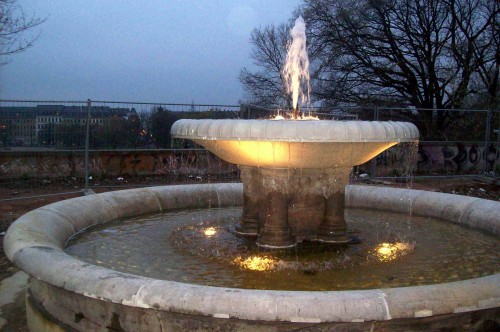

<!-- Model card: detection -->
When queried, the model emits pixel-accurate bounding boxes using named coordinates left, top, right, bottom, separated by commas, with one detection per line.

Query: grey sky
left=0, top=0, right=300, bottom=104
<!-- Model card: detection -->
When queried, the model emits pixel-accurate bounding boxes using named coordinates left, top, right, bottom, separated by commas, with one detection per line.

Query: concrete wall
left=0, top=142, right=498, bottom=179
left=0, top=149, right=237, bottom=179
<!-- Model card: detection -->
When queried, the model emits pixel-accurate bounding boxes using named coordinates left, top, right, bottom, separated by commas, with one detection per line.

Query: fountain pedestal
left=235, top=167, right=260, bottom=236
left=237, top=166, right=352, bottom=248
left=318, top=191, right=350, bottom=243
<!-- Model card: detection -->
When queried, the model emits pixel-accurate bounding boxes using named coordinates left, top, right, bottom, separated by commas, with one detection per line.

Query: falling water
left=282, top=16, right=311, bottom=118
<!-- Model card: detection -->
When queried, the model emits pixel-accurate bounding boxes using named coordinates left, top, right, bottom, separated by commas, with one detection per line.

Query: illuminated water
left=65, top=208, right=500, bottom=291
left=283, top=16, right=310, bottom=114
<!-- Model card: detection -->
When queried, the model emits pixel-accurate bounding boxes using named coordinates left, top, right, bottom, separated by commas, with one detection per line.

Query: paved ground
left=0, top=272, right=27, bottom=331
left=0, top=176, right=498, bottom=331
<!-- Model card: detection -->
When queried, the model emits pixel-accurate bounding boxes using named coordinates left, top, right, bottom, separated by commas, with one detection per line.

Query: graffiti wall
left=0, top=149, right=237, bottom=179
left=368, top=142, right=499, bottom=176
left=0, top=143, right=498, bottom=180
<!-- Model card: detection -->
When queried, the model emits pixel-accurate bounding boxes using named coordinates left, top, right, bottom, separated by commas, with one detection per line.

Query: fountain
left=171, top=119, right=418, bottom=248
left=170, top=17, right=419, bottom=248
left=3, top=17, right=500, bottom=331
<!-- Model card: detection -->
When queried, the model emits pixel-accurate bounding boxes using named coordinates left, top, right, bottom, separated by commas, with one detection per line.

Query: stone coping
left=4, top=184, right=499, bottom=323
left=171, top=119, right=419, bottom=143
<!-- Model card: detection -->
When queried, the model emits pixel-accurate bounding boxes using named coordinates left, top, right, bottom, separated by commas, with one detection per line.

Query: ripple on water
left=65, top=207, right=500, bottom=291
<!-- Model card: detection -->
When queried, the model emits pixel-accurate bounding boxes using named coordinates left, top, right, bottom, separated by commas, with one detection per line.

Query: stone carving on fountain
left=171, top=119, right=419, bottom=248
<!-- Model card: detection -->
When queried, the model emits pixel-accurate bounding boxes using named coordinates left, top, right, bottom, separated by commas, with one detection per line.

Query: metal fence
left=1, top=99, right=498, bottom=201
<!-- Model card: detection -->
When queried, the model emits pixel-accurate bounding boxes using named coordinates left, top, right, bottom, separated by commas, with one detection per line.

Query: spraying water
left=282, top=16, right=311, bottom=119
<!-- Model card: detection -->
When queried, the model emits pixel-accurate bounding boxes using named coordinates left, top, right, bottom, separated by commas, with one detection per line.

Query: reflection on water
left=203, top=227, right=217, bottom=237
left=65, top=207, right=500, bottom=291
left=373, top=242, right=414, bottom=262
left=234, top=255, right=276, bottom=271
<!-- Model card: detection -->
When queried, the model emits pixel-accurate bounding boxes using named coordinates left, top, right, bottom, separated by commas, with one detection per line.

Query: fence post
left=84, top=99, right=91, bottom=191
left=483, top=109, right=492, bottom=175
left=370, top=107, right=379, bottom=178
left=495, top=112, right=499, bottom=176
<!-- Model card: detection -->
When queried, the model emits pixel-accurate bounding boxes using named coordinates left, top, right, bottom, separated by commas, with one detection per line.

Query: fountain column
left=244, top=166, right=352, bottom=248
left=255, top=168, right=295, bottom=249
left=234, top=166, right=260, bottom=236
left=318, top=167, right=351, bottom=243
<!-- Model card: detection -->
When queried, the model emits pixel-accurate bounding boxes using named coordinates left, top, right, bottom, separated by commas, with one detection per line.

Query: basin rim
left=4, top=183, right=499, bottom=323
left=171, top=119, right=419, bottom=143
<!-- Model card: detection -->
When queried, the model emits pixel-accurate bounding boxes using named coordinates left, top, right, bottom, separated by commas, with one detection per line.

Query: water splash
left=271, top=114, right=319, bottom=121
left=282, top=16, right=311, bottom=118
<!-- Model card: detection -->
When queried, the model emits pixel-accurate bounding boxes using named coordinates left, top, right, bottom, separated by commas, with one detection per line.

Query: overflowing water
left=282, top=16, right=311, bottom=117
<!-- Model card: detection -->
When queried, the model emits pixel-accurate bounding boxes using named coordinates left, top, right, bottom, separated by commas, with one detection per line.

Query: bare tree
left=0, top=0, right=45, bottom=65
left=448, top=0, right=500, bottom=110
left=239, top=24, right=292, bottom=107
left=301, top=0, right=499, bottom=134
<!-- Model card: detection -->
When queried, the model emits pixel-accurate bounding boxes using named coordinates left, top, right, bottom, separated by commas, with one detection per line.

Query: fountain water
left=282, top=16, right=310, bottom=118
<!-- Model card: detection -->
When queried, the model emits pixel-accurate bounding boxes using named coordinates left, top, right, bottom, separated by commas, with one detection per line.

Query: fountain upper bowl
left=171, top=119, right=419, bottom=168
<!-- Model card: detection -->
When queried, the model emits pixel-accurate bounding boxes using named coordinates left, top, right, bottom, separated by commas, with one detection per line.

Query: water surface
left=65, top=207, right=500, bottom=291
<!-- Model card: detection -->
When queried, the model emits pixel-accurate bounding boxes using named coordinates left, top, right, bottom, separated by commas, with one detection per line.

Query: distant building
left=0, top=104, right=134, bottom=146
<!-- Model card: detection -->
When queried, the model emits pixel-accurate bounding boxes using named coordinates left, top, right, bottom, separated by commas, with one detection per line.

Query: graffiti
left=443, top=144, right=481, bottom=170
left=1, top=143, right=496, bottom=180
left=0, top=156, right=107, bottom=178
left=372, top=143, right=418, bottom=176
left=0, top=149, right=239, bottom=179
left=417, top=143, right=499, bottom=173
left=0, top=159, right=37, bottom=174
left=73, top=158, right=103, bottom=173
left=358, top=143, right=500, bottom=176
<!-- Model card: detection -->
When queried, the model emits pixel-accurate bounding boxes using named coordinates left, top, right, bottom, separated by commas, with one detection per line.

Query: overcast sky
left=0, top=0, right=300, bottom=105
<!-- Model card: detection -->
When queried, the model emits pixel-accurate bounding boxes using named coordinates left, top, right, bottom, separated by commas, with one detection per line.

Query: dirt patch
left=360, top=176, right=500, bottom=201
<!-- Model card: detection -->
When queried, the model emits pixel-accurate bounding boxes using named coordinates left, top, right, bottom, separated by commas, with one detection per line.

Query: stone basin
left=3, top=184, right=499, bottom=330
left=170, top=119, right=419, bottom=168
